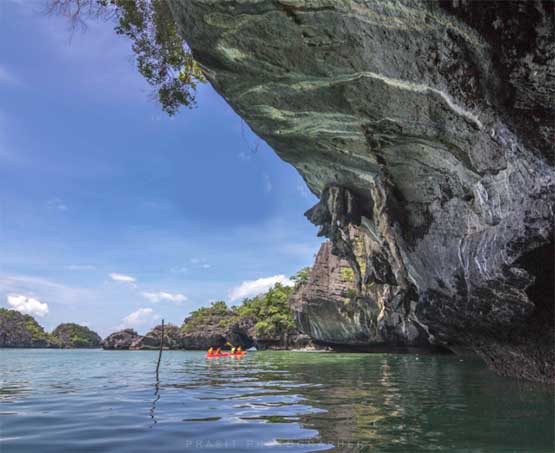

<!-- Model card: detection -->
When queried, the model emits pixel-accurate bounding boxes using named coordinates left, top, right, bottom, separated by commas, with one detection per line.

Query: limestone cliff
left=172, top=0, right=554, bottom=382
left=290, top=239, right=426, bottom=349
left=0, top=309, right=60, bottom=348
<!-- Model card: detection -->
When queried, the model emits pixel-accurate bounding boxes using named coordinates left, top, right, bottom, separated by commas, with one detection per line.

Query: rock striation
left=173, top=0, right=555, bottom=382
left=291, top=239, right=424, bottom=348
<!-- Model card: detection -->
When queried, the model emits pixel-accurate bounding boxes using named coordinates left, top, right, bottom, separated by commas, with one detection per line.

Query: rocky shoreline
left=101, top=316, right=314, bottom=351
left=99, top=281, right=316, bottom=351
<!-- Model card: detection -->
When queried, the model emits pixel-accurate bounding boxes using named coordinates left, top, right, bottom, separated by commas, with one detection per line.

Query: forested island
left=0, top=309, right=101, bottom=348
left=1, top=269, right=314, bottom=351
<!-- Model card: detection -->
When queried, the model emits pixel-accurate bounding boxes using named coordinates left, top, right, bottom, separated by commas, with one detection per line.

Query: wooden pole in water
left=156, top=319, right=164, bottom=376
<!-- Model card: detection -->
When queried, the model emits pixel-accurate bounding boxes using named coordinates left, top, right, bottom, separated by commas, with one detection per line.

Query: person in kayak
left=231, top=346, right=236, bottom=354
left=208, top=347, right=214, bottom=355
left=236, top=346, right=242, bottom=353
left=214, top=347, right=221, bottom=355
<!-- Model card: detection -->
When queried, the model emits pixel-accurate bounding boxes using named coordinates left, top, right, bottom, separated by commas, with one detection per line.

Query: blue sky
left=0, top=0, right=322, bottom=337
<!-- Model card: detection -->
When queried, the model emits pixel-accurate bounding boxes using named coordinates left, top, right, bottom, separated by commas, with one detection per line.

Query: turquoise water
left=0, top=349, right=553, bottom=452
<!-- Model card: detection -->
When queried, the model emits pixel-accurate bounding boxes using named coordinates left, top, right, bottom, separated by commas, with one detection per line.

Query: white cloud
left=0, top=274, right=91, bottom=306
left=189, top=258, right=211, bottom=269
left=142, top=200, right=172, bottom=210
left=141, top=291, right=187, bottom=304
left=263, top=174, right=273, bottom=193
left=66, top=264, right=96, bottom=271
left=121, top=308, right=159, bottom=329
left=0, top=65, right=21, bottom=86
left=46, top=198, right=68, bottom=211
left=229, top=275, right=294, bottom=302
left=109, top=273, right=136, bottom=283
left=238, top=151, right=252, bottom=161
left=7, top=294, right=49, bottom=317
left=170, top=266, right=188, bottom=274
left=297, top=182, right=313, bottom=200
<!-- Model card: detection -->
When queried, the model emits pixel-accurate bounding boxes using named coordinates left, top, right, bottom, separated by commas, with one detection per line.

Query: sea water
left=1, top=349, right=553, bottom=452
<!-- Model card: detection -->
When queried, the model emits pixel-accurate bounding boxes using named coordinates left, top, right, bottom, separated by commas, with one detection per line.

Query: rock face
left=180, top=312, right=234, bottom=349
left=52, top=323, right=102, bottom=349
left=102, top=329, right=141, bottom=350
left=173, top=1, right=555, bottom=382
left=130, top=324, right=182, bottom=350
left=255, top=331, right=314, bottom=350
left=291, top=240, right=424, bottom=348
left=226, top=315, right=313, bottom=350
left=0, top=309, right=59, bottom=348
left=180, top=310, right=311, bottom=350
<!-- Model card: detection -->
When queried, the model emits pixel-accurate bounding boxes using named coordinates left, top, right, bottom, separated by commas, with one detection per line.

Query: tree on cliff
left=235, top=283, right=296, bottom=338
left=291, top=267, right=311, bottom=287
left=180, top=283, right=298, bottom=340
left=180, top=301, right=232, bottom=334
left=47, top=0, right=205, bottom=115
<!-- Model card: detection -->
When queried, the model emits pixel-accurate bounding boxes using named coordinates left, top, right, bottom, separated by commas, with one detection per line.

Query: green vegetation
left=358, top=259, right=366, bottom=277
left=181, top=268, right=310, bottom=339
left=291, top=266, right=311, bottom=287
left=0, top=308, right=60, bottom=347
left=52, top=323, right=102, bottom=348
left=340, top=267, right=355, bottom=282
left=24, top=318, right=53, bottom=342
left=235, top=283, right=296, bottom=338
left=47, top=0, right=205, bottom=115
left=180, top=301, right=232, bottom=334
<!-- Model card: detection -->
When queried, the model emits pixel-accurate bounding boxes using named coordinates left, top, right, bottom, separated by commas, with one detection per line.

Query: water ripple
left=0, top=349, right=553, bottom=452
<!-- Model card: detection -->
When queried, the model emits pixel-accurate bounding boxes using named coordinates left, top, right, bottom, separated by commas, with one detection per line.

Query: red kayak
left=205, top=352, right=247, bottom=358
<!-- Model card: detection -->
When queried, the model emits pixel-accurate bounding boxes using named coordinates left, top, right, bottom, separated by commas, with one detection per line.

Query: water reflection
left=0, top=350, right=553, bottom=453
left=255, top=353, right=554, bottom=452
left=0, top=380, right=31, bottom=402
left=149, top=377, right=161, bottom=427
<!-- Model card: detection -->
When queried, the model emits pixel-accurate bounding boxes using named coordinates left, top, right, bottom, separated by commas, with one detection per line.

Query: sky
left=0, top=0, right=322, bottom=337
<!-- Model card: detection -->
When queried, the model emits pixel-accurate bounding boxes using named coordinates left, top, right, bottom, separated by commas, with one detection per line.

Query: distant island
left=52, top=323, right=102, bottom=348
left=1, top=272, right=315, bottom=351
left=0, top=308, right=101, bottom=349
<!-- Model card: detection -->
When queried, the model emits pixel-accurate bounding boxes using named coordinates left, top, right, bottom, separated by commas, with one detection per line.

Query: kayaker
left=208, top=347, right=214, bottom=355
left=231, top=347, right=236, bottom=354
left=236, top=346, right=242, bottom=353
left=215, top=347, right=221, bottom=355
